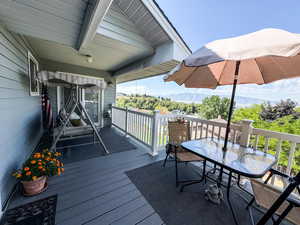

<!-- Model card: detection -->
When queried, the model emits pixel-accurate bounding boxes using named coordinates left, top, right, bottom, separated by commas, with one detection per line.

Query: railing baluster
left=200, top=123, right=203, bottom=138
left=286, top=142, right=297, bottom=176
left=205, top=124, right=209, bottom=138
left=254, top=135, right=259, bottom=150
left=195, top=122, right=199, bottom=139
left=264, top=137, right=270, bottom=153
left=232, top=129, right=236, bottom=143
left=271, top=139, right=283, bottom=185
left=211, top=125, right=215, bottom=139
left=218, top=126, right=221, bottom=139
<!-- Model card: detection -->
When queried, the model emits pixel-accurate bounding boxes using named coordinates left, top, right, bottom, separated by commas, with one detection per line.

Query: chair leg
left=246, top=197, right=255, bottom=209
left=273, top=203, right=293, bottom=225
left=246, top=197, right=256, bottom=225
left=162, top=153, right=169, bottom=167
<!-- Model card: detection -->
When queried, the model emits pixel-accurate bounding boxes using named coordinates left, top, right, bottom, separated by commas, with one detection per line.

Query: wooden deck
left=8, top=142, right=166, bottom=225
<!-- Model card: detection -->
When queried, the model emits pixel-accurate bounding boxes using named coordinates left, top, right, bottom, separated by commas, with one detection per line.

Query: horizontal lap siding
left=0, top=25, right=42, bottom=208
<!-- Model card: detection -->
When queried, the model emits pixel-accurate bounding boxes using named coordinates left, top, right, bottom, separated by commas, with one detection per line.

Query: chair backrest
left=168, top=120, right=191, bottom=145
left=251, top=179, right=300, bottom=225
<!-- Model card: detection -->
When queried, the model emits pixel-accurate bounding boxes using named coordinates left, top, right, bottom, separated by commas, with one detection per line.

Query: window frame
left=28, top=51, right=40, bottom=96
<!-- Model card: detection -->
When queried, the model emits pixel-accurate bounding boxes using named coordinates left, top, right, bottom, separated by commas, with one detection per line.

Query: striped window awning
left=38, top=71, right=107, bottom=89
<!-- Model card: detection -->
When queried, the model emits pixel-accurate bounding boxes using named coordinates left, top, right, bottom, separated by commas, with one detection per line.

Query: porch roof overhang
left=112, top=0, right=192, bottom=83
left=0, top=0, right=191, bottom=80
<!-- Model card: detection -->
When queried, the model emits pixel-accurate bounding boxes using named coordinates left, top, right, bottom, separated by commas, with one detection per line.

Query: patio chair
left=163, top=120, right=204, bottom=187
left=247, top=169, right=300, bottom=225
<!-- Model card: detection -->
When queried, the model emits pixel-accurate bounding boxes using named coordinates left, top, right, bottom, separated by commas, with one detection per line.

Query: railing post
left=125, top=107, right=128, bottom=136
left=151, top=110, right=159, bottom=156
left=239, top=119, right=253, bottom=147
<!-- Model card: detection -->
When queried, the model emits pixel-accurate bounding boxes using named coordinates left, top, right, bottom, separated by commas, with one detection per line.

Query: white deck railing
left=111, top=106, right=300, bottom=177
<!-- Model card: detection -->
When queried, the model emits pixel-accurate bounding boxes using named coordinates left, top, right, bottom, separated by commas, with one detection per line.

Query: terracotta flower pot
left=21, top=176, right=47, bottom=196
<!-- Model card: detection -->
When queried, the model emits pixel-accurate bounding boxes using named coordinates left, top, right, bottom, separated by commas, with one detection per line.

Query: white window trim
left=28, top=51, right=40, bottom=96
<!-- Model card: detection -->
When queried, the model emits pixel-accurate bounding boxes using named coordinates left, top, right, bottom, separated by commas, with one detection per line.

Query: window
left=82, top=89, right=101, bottom=124
left=28, top=51, right=39, bottom=96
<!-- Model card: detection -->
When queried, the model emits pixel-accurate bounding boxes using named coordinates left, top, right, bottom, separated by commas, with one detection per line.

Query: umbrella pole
left=223, top=61, right=240, bottom=151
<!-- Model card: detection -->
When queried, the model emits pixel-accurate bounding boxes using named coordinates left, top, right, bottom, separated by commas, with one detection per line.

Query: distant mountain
left=163, top=93, right=273, bottom=108
left=116, top=92, right=127, bottom=97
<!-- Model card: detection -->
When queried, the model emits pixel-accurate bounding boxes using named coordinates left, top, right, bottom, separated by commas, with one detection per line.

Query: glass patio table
left=181, top=138, right=277, bottom=225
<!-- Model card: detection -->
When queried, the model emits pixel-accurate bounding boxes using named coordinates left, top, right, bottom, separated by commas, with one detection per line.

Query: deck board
left=8, top=139, right=165, bottom=225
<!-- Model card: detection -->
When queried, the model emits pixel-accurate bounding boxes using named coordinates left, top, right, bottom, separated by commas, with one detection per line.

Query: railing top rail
left=112, top=106, right=126, bottom=111
left=127, top=109, right=153, bottom=118
left=112, top=106, right=153, bottom=118
left=183, top=115, right=242, bottom=131
left=252, top=128, right=300, bottom=143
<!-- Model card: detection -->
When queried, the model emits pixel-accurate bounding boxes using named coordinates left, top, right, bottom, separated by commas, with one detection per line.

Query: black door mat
left=0, top=195, right=57, bottom=225
left=126, top=161, right=277, bottom=225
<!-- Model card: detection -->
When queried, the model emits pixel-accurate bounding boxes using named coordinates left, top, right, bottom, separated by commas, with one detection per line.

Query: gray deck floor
left=8, top=143, right=166, bottom=225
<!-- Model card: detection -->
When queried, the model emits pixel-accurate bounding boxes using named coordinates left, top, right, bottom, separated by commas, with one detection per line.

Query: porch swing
left=38, top=71, right=109, bottom=154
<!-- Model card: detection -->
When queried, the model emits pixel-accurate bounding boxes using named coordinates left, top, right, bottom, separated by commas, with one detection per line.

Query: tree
left=199, top=96, right=232, bottom=120
left=260, top=99, right=297, bottom=121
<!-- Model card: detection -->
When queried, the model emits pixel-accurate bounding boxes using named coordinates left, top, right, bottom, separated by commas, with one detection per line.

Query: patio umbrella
left=164, top=28, right=300, bottom=151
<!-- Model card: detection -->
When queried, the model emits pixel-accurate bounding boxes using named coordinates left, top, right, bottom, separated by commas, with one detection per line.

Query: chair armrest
left=264, top=169, right=289, bottom=184
left=287, top=196, right=300, bottom=207
left=269, top=168, right=289, bottom=178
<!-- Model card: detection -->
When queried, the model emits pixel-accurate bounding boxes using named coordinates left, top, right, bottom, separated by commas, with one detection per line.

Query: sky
left=117, top=0, right=300, bottom=103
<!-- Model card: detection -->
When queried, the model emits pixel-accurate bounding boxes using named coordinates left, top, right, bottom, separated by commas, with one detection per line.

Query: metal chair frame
left=247, top=169, right=300, bottom=225
left=163, top=120, right=205, bottom=187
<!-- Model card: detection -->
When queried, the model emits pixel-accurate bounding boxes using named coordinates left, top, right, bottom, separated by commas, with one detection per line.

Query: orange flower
left=38, top=166, right=43, bottom=169
left=26, top=171, right=31, bottom=176
left=30, top=160, right=36, bottom=164
left=38, top=162, right=42, bottom=165
left=45, top=157, right=50, bottom=161
left=24, top=167, right=30, bottom=171
left=32, top=176, right=37, bottom=180
left=16, top=174, right=22, bottom=178
left=34, top=153, right=41, bottom=158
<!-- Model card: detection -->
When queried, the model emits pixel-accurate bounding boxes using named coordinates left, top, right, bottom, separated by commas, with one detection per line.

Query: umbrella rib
left=254, top=58, right=265, bottom=84
left=179, top=66, right=198, bottom=86
left=217, top=60, right=228, bottom=85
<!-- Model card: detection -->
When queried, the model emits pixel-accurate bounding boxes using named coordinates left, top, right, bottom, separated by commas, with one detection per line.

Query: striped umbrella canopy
left=38, top=71, right=107, bottom=90
left=165, top=28, right=300, bottom=150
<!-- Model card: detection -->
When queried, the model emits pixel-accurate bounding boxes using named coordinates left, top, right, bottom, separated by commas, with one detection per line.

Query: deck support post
left=151, top=110, right=160, bottom=156
left=239, top=119, right=253, bottom=147
left=125, top=107, right=128, bottom=136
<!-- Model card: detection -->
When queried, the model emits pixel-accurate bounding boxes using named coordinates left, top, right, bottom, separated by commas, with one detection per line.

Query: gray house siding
left=0, top=25, right=42, bottom=209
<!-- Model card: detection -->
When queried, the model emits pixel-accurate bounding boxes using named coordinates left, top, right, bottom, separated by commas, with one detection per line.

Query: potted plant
left=13, top=149, right=64, bottom=196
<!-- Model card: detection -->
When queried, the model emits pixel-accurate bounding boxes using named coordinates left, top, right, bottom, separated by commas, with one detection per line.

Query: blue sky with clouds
left=117, top=0, right=300, bottom=102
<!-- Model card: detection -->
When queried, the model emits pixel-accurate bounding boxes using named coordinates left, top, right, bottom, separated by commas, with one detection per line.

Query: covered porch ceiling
left=0, top=0, right=191, bottom=81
